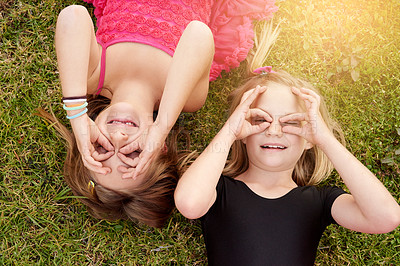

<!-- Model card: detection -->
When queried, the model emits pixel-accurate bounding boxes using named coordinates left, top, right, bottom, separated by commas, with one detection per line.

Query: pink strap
left=95, top=45, right=107, bottom=95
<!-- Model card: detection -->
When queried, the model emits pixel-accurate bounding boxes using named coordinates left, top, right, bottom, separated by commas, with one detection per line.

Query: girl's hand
left=225, top=85, right=271, bottom=141
left=70, top=114, right=114, bottom=174
left=119, top=123, right=167, bottom=179
left=280, top=87, right=333, bottom=146
left=116, top=141, right=141, bottom=179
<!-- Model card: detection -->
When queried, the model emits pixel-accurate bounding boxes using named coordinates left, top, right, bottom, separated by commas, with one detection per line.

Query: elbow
left=176, top=204, right=202, bottom=220
left=184, top=21, right=215, bottom=53
left=372, top=206, right=400, bottom=234
left=186, top=21, right=214, bottom=41
left=57, top=5, right=88, bottom=27
left=383, top=207, right=400, bottom=232
left=174, top=190, right=206, bottom=220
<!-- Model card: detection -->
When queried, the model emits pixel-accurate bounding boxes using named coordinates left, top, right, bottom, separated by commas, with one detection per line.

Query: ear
left=305, top=141, right=314, bottom=150
left=241, top=137, right=247, bottom=145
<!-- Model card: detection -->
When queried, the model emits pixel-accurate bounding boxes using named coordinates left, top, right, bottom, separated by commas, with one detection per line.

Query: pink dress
left=84, top=0, right=278, bottom=86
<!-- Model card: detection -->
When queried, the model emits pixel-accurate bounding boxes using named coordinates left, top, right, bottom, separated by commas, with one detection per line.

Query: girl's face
left=91, top=102, right=152, bottom=192
left=243, top=82, right=313, bottom=172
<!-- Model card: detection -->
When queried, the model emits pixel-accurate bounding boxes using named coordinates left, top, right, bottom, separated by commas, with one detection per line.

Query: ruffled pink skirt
left=84, top=0, right=278, bottom=81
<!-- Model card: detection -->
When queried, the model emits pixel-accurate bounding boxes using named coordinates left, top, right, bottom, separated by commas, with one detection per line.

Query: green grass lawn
left=1, top=0, right=400, bottom=264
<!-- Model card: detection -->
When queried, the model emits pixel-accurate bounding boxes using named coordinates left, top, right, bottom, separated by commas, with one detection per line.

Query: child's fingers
left=251, top=121, right=270, bottom=135
left=280, top=113, right=307, bottom=137
left=82, top=145, right=111, bottom=174
left=118, top=166, right=136, bottom=179
left=120, top=141, right=141, bottom=154
left=298, top=87, right=321, bottom=103
left=97, top=133, right=114, bottom=151
left=92, top=150, right=114, bottom=161
left=291, top=88, right=321, bottom=129
left=132, top=152, right=152, bottom=179
left=82, top=149, right=102, bottom=167
left=89, top=122, right=114, bottom=151
left=117, top=152, right=139, bottom=167
left=240, top=109, right=270, bottom=138
left=239, top=87, right=257, bottom=105
left=82, top=155, right=110, bottom=174
left=248, top=108, right=272, bottom=123
left=279, top=112, right=306, bottom=123
left=239, top=85, right=267, bottom=106
left=122, top=172, right=135, bottom=179
left=291, top=87, right=320, bottom=111
left=281, top=124, right=304, bottom=137
left=244, top=86, right=266, bottom=105
left=133, top=147, right=160, bottom=179
left=118, top=165, right=129, bottom=173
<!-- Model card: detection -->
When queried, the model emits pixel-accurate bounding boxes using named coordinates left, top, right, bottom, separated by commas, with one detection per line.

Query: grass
left=1, top=0, right=400, bottom=264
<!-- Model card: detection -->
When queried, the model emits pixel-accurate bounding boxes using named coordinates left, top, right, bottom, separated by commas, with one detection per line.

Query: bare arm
left=55, top=5, right=100, bottom=99
left=323, top=136, right=400, bottom=233
left=175, top=125, right=235, bottom=219
left=175, top=87, right=270, bottom=219
left=131, top=21, right=215, bottom=177
left=281, top=87, right=400, bottom=234
left=156, top=20, right=215, bottom=131
left=55, top=5, right=113, bottom=174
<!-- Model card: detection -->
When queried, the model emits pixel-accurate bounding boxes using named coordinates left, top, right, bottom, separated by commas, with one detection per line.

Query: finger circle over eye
left=249, top=108, right=271, bottom=119
left=120, top=141, right=140, bottom=154
left=84, top=155, right=102, bottom=167
left=117, top=153, right=139, bottom=167
left=280, top=113, right=305, bottom=122
left=92, top=151, right=114, bottom=161
left=98, top=136, right=114, bottom=151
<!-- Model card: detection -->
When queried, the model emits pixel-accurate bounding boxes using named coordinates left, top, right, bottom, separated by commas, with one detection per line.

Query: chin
left=257, top=160, right=295, bottom=172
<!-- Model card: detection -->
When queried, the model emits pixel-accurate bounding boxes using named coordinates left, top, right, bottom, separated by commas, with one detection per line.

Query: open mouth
left=107, top=119, right=137, bottom=127
left=260, top=145, right=287, bottom=150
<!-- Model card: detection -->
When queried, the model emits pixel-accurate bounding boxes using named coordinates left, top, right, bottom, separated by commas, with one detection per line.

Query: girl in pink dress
left=54, top=0, right=278, bottom=227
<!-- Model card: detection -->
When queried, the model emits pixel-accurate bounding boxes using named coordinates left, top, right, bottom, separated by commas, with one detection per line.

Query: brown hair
left=39, top=95, right=187, bottom=228
left=223, top=21, right=345, bottom=186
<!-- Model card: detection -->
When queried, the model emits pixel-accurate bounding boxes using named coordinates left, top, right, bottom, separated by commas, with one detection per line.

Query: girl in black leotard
left=174, top=23, right=400, bottom=265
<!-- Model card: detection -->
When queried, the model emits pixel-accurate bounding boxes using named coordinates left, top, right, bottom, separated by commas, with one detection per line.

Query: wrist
left=64, top=98, right=88, bottom=120
left=69, top=113, right=89, bottom=132
left=215, top=124, right=237, bottom=147
left=68, top=111, right=88, bottom=122
left=316, top=133, right=341, bottom=152
left=153, top=118, right=172, bottom=136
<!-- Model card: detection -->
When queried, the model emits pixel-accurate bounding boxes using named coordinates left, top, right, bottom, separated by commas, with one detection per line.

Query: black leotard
left=201, top=176, right=346, bottom=266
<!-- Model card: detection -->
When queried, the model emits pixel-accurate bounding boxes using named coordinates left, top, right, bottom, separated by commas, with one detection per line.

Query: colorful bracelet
left=63, top=101, right=88, bottom=111
left=66, top=108, right=88, bottom=120
left=62, top=95, right=87, bottom=101
left=63, top=99, right=87, bottom=104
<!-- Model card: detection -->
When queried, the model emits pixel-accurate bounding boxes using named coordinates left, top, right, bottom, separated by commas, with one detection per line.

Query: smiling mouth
left=260, top=145, right=287, bottom=150
left=107, top=119, right=137, bottom=127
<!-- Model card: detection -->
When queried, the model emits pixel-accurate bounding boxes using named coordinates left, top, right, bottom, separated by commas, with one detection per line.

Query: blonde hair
left=223, top=21, right=345, bottom=186
left=39, top=96, right=187, bottom=228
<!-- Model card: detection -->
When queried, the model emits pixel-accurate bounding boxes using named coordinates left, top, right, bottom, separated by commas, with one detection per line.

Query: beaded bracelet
left=66, top=108, right=88, bottom=120
left=63, top=101, right=88, bottom=111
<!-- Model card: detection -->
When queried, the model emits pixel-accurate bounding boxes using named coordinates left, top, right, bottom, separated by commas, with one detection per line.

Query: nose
left=109, top=130, right=129, bottom=148
left=265, top=120, right=283, bottom=137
